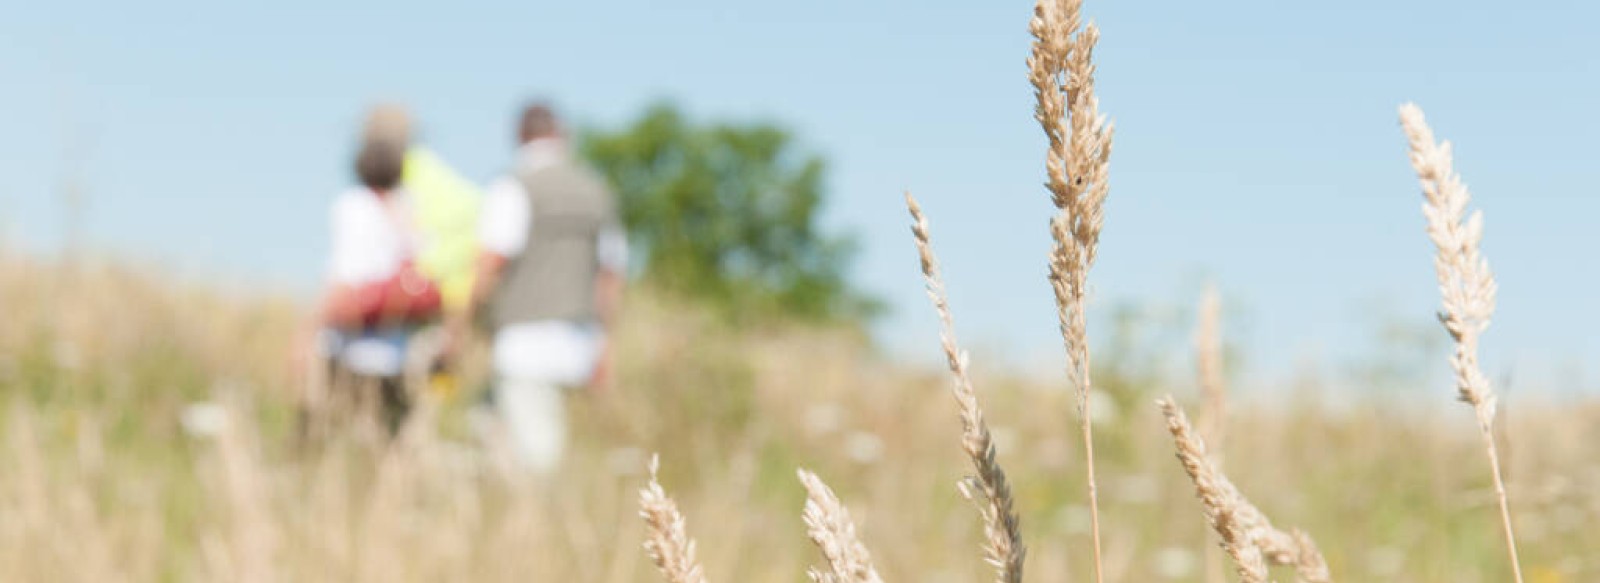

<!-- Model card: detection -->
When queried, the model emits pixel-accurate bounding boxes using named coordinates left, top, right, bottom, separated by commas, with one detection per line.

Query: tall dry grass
left=797, top=468, right=885, bottom=583
left=1159, top=397, right=1330, bottom=583
left=907, top=192, right=1025, bottom=582
left=623, top=4, right=1553, bottom=583
left=0, top=2, right=1590, bottom=581
left=1194, top=286, right=1229, bottom=583
left=1028, top=0, right=1115, bottom=578
left=1400, top=103, right=1524, bottom=582
left=639, top=455, right=709, bottom=583
left=2, top=247, right=1599, bottom=581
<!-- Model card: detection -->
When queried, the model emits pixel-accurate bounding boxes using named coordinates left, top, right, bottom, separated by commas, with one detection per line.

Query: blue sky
left=2, top=0, right=1596, bottom=392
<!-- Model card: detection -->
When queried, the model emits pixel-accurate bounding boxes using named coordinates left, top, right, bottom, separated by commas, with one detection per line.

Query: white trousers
left=489, top=320, right=601, bottom=473
left=495, top=376, right=566, bottom=474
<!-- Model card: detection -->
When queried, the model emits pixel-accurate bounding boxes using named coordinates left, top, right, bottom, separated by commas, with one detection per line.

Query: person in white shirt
left=306, top=139, right=434, bottom=434
left=461, top=102, right=625, bottom=472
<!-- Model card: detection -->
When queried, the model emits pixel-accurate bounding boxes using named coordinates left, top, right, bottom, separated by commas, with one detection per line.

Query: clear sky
left=2, top=0, right=1596, bottom=393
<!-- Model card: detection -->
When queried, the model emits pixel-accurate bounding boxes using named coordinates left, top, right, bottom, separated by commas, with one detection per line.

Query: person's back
left=467, top=102, right=626, bottom=472
left=304, top=138, right=431, bottom=436
left=488, top=157, right=616, bottom=329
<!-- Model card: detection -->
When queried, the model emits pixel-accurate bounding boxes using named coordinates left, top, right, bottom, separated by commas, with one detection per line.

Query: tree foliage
left=581, top=103, right=878, bottom=322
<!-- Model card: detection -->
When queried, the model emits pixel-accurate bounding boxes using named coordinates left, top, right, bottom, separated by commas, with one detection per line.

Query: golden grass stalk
left=1398, top=103, right=1524, bottom=583
left=638, top=455, right=710, bottom=583
left=1160, top=397, right=1331, bottom=583
left=797, top=469, right=885, bottom=583
left=1194, top=286, right=1228, bottom=583
left=1029, top=1, right=1114, bottom=579
left=906, top=192, right=1025, bottom=583
left=1196, top=286, right=1225, bottom=449
left=206, top=404, right=278, bottom=583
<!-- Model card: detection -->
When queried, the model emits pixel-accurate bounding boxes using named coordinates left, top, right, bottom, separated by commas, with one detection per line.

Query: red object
left=354, top=259, right=442, bottom=327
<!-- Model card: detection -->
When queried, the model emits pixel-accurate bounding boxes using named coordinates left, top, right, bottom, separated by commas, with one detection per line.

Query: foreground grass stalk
left=638, top=455, right=710, bottom=583
left=208, top=405, right=277, bottom=583
left=797, top=469, right=885, bottom=583
left=1194, top=287, right=1228, bottom=583
left=1028, top=0, right=1114, bottom=580
left=906, top=193, right=1026, bottom=583
left=1399, top=103, right=1524, bottom=583
left=1196, top=286, right=1226, bottom=451
left=1161, top=397, right=1331, bottom=583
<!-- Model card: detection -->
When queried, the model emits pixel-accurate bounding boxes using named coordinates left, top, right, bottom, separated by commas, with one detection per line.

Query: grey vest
left=487, top=158, right=618, bottom=329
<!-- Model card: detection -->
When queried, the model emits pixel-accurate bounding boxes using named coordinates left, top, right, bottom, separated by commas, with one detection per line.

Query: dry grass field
left=2, top=249, right=1598, bottom=582
left=4, top=1, right=1595, bottom=581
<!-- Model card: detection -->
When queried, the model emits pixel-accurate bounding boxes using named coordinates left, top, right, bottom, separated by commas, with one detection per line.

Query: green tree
left=580, top=102, right=878, bottom=322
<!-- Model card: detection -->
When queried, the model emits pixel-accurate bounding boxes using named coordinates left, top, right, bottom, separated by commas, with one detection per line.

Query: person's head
left=355, top=141, right=406, bottom=194
left=363, top=102, right=413, bottom=148
left=517, top=101, right=562, bottom=145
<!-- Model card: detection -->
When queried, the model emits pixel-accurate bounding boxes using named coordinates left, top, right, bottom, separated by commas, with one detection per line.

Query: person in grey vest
left=464, top=102, right=626, bottom=472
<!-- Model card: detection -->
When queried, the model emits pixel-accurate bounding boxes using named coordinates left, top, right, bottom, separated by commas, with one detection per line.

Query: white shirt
left=327, top=187, right=419, bottom=286
left=479, top=139, right=627, bottom=384
left=323, top=187, right=419, bottom=376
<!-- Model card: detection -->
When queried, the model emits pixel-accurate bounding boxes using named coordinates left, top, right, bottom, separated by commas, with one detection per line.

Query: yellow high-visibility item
left=402, top=147, right=481, bottom=312
left=428, top=371, right=460, bottom=399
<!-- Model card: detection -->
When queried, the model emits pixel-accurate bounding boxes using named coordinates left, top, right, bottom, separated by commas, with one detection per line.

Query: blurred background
left=1, top=1, right=1597, bottom=581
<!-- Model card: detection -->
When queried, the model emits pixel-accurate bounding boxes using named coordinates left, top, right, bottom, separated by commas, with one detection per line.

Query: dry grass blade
left=1029, top=0, right=1114, bottom=579
left=1215, top=507, right=1270, bottom=583
left=205, top=404, right=278, bottom=583
left=638, top=455, right=710, bottom=583
left=1399, top=104, right=1498, bottom=417
left=906, top=192, right=1025, bottom=583
left=1159, top=397, right=1331, bottom=583
left=1194, top=285, right=1228, bottom=583
left=1398, top=102, right=1523, bottom=583
left=797, top=469, right=885, bottom=583
left=1196, top=286, right=1225, bottom=450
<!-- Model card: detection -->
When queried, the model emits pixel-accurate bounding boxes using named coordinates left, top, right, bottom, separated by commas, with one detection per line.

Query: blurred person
left=304, top=138, right=442, bottom=435
left=459, top=102, right=626, bottom=472
left=364, top=104, right=483, bottom=335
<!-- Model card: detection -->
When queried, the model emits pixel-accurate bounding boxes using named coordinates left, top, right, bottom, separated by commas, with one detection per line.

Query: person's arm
left=594, top=225, right=628, bottom=329
left=444, top=250, right=503, bottom=358
left=462, top=251, right=508, bottom=323
left=451, top=177, right=529, bottom=345
left=594, top=268, right=623, bottom=328
left=320, top=284, right=367, bottom=328
left=588, top=224, right=628, bottom=390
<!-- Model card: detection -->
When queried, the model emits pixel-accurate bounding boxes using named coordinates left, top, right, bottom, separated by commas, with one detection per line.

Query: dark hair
left=518, top=101, right=560, bottom=143
left=355, top=141, right=405, bottom=192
